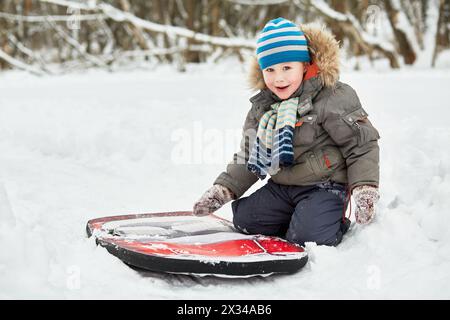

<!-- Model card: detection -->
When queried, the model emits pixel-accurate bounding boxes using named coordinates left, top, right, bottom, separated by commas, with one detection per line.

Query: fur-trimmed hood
left=248, top=23, right=340, bottom=90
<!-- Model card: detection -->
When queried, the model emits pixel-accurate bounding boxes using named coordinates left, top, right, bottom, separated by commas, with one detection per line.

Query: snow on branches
left=0, top=0, right=448, bottom=73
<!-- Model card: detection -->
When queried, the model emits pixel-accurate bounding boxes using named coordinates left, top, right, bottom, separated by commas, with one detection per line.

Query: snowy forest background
left=0, top=0, right=449, bottom=73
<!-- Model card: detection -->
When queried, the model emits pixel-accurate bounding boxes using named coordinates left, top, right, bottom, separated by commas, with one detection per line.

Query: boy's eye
left=265, top=68, right=274, bottom=72
left=283, top=66, right=291, bottom=71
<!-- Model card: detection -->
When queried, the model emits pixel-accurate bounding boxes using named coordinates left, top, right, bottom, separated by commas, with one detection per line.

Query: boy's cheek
left=265, top=82, right=275, bottom=92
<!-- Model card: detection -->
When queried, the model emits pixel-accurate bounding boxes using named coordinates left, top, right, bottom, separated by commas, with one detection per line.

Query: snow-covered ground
left=1, top=62, right=449, bottom=299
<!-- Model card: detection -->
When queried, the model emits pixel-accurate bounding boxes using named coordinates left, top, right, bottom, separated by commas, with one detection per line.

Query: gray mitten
left=193, top=184, right=236, bottom=216
left=353, top=185, right=380, bottom=225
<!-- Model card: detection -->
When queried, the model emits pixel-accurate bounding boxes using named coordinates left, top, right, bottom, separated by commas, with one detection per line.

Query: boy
left=193, top=18, right=380, bottom=246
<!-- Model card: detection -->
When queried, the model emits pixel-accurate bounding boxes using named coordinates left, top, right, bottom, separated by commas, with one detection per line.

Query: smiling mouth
left=276, top=85, right=290, bottom=90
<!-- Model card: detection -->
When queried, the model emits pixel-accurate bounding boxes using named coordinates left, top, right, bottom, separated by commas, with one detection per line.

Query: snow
left=1, top=61, right=450, bottom=299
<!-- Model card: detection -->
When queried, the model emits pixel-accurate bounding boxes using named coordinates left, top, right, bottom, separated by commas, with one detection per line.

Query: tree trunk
left=119, top=0, right=149, bottom=50
left=209, top=0, right=220, bottom=37
left=329, top=0, right=348, bottom=44
left=185, top=0, right=200, bottom=63
left=432, top=0, right=447, bottom=67
left=384, top=0, right=417, bottom=65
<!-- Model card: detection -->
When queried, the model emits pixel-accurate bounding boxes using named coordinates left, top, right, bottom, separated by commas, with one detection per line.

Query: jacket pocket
left=293, top=114, right=318, bottom=146
left=307, top=146, right=346, bottom=180
left=272, top=154, right=316, bottom=185
left=342, top=108, right=380, bottom=146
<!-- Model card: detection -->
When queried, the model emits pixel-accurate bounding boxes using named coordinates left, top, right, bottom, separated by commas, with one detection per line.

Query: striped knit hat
left=256, top=17, right=310, bottom=70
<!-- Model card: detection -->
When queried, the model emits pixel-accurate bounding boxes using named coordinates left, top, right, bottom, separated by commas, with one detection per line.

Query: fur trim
left=248, top=23, right=340, bottom=90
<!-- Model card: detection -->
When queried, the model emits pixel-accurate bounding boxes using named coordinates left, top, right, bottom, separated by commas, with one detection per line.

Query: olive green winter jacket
left=214, top=24, right=380, bottom=198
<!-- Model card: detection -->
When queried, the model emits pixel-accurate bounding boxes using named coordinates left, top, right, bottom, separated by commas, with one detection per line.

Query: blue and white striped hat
left=256, top=17, right=310, bottom=70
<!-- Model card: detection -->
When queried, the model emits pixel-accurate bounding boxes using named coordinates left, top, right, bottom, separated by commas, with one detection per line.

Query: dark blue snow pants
left=231, top=179, right=351, bottom=246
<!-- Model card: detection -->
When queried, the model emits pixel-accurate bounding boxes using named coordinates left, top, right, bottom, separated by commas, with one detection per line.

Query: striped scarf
left=247, top=97, right=299, bottom=179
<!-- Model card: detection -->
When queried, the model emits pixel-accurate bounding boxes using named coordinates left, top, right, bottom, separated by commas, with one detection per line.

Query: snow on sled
left=86, top=211, right=308, bottom=278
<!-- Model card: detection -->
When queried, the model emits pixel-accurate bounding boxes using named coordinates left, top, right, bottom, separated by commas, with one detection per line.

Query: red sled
left=86, top=211, right=308, bottom=278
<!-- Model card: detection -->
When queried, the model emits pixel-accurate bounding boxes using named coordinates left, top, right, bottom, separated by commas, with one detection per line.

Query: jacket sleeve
left=214, top=107, right=259, bottom=198
left=321, top=84, right=380, bottom=191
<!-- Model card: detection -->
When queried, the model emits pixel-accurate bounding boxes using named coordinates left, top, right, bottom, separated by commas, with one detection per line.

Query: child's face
left=262, top=62, right=305, bottom=100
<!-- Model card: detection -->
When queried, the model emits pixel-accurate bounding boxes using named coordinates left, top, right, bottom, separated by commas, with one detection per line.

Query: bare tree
left=432, top=0, right=450, bottom=67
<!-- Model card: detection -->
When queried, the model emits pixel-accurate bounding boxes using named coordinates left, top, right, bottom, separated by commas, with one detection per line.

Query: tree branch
left=0, top=48, right=45, bottom=75
left=0, top=11, right=106, bottom=22
left=45, top=18, right=109, bottom=68
left=40, top=0, right=256, bottom=50
left=306, top=0, right=400, bottom=68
